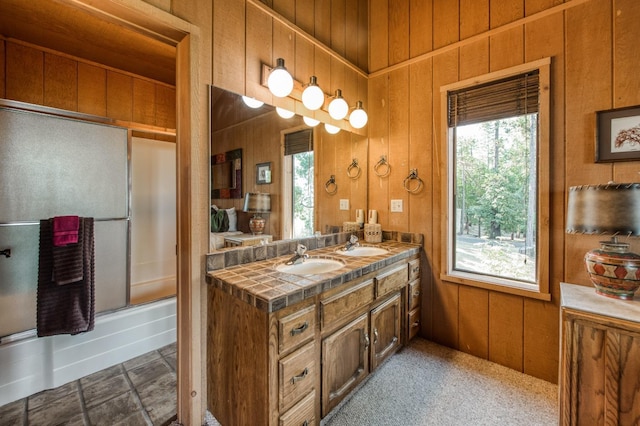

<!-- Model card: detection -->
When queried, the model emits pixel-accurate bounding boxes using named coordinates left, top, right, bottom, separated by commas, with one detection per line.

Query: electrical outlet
left=339, top=199, right=350, bottom=210
left=390, top=199, right=403, bottom=212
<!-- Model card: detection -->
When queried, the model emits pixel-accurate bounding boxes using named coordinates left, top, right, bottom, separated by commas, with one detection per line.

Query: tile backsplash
left=206, top=230, right=423, bottom=272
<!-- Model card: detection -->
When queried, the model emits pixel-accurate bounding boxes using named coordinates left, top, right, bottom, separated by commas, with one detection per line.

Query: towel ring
left=403, top=169, right=424, bottom=194
left=347, top=159, right=361, bottom=179
left=373, top=156, right=391, bottom=178
left=325, top=175, right=338, bottom=195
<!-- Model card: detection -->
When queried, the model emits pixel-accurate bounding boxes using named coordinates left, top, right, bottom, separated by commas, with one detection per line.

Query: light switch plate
left=340, top=199, right=350, bottom=210
left=391, top=199, right=403, bottom=212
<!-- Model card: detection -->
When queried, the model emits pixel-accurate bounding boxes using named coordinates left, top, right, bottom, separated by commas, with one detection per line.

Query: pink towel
left=53, top=215, right=79, bottom=246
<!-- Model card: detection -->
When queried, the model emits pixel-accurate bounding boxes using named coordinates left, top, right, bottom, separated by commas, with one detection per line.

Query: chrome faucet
left=343, top=234, right=360, bottom=251
left=286, top=244, right=309, bottom=265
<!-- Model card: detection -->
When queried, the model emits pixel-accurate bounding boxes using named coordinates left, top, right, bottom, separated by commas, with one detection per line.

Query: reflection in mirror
left=209, top=86, right=368, bottom=252
left=211, top=148, right=242, bottom=198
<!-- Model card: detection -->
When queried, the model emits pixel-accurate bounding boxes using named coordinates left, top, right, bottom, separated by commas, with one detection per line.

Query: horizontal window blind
left=284, top=129, right=313, bottom=155
left=448, top=70, right=539, bottom=127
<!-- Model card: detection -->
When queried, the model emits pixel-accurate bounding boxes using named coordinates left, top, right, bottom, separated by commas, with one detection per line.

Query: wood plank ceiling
left=0, top=0, right=177, bottom=85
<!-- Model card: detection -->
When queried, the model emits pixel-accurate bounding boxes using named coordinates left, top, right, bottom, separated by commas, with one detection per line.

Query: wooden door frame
left=56, top=1, right=202, bottom=423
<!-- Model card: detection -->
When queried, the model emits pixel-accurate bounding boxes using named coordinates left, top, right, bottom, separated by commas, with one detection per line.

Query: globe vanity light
left=328, top=89, right=349, bottom=120
left=267, top=58, right=294, bottom=98
left=349, top=101, right=368, bottom=129
left=301, top=76, right=325, bottom=110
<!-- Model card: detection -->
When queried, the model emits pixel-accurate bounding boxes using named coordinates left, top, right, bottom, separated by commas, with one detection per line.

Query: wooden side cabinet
left=559, top=282, right=640, bottom=425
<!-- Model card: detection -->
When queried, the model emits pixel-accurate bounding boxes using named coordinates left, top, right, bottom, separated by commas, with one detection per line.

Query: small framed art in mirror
left=256, top=162, right=272, bottom=184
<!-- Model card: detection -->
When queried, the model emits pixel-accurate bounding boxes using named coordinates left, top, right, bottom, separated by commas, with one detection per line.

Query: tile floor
left=0, top=343, right=177, bottom=426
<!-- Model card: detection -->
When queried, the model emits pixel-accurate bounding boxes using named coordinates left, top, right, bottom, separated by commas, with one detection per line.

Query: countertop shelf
left=206, top=241, right=421, bottom=312
left=560, top=282, right=640, bottom=324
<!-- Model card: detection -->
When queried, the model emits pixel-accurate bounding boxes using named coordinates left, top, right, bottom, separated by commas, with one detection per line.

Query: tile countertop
left=207, top=241, right=421, bottom=313
left=561, top=282, right=640, bottom=324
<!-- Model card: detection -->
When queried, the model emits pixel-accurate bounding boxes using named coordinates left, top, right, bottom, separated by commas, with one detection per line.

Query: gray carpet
left=322, top=338, right=558, bottom=426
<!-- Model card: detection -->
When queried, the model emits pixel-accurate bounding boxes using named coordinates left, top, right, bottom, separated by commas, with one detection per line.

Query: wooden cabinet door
left=321, top=313, right=369, bottom=417
left=370, top=292, right=401, bottom=371
left=561, top=314, right=640, bottom=426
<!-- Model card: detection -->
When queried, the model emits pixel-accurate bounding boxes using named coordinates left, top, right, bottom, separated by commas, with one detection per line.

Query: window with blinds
left=284, top=128, right=313, bottom=156
left=442, top=60, right=550, bottom=298
left=283, top=128, right=314, bottom=239
left=447, top=70, right=539, bottom=127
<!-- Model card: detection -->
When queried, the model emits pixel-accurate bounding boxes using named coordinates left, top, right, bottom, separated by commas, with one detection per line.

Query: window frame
left=439, top=58, right=551, bottom=301
left=281, top=125, right=314, bottom=240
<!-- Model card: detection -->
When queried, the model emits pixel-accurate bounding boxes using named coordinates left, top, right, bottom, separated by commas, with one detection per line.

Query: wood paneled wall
left=213, top=0, right=368, bottom=135
left=315, top=127, right=368, bottom=232
left=0, top=39, right=176, bottom=132
left=368, top=0, right=640, bottom=383
left=258, top=0, right=369, bottom=72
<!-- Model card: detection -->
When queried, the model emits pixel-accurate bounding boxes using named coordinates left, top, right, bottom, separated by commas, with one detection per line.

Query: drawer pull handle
left=302, top=421, right=309, bottom=426
left=291, top=367, right=309, bottom=384
left=374, top=328, right=379, bottom=344
left=363, top=331, right=370, bottom=349
left=412, top=321, right=420, bottom=328
left=290, top=321, right=309, bottom=336
left=413, top=291, right=420, bottom=297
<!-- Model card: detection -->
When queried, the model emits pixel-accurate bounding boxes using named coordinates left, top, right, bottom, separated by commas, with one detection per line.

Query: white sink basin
left=275, top=258, right=345, bottom=275
left=335, top=246, right=389, bottom=257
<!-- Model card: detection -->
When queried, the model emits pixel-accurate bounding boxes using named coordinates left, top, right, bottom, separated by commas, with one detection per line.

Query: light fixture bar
left=260, top=62, right=368, bottom=130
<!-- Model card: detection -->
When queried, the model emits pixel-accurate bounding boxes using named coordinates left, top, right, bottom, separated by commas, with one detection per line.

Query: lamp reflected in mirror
left=244, top=192, right=271, bottom=235
left=325, top=123, right=340, bottom=134
left=303, top=116, right=320, bottom=127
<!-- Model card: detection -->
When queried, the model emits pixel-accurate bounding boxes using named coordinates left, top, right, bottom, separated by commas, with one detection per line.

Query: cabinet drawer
left=375, top=265, right=407, bottom=299
left=279, top=390, right=316, bottom=426
left=408, top=308, right=420, bottom=341
left=321, top=279, right=374, bottom=329
left=408, top=278, right=421, bottom=311
left=409, top=258, right=420, bottom=282
left=279, top=305, right=316, bottom=354
left=279, top=341, right=316, bottom=412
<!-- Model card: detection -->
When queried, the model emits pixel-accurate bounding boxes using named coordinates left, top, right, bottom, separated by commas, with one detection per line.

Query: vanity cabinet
left=320, top=285, right=402, bottom=416
left=559, top=283, right=640, bottom=425
left=320, top=264, right=405, bottom=416
left=208, top=250, right=420, bottom=426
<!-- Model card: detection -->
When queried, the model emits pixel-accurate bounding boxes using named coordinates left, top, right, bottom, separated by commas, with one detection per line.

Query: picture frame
left=256, top=162, right=272, bottom=184
left=596, top=105, right=640, bottom=162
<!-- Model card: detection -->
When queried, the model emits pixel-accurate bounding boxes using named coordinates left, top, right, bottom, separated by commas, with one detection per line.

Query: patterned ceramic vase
left=585, top=239, right=640, bottom=299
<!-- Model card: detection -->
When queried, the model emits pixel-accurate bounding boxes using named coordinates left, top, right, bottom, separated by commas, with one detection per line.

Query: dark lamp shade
left=566, top=183, right=640, bottom=236
left=243, top=192, right=271, bottom=213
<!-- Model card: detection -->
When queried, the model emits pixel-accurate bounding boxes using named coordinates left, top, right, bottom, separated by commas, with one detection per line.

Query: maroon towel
left=53, top=215, right=79, bottom=246
left=37, top=217, right=95, bottom=337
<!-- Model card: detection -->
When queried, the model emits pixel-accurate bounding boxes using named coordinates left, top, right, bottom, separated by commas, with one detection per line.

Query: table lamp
left=243, top=192, right=271, bottom=235
left=566, top=182, right=640, bottom=299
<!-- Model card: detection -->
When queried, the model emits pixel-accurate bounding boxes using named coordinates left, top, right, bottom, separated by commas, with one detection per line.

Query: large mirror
left=209, top=86, right=368, bottom=252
